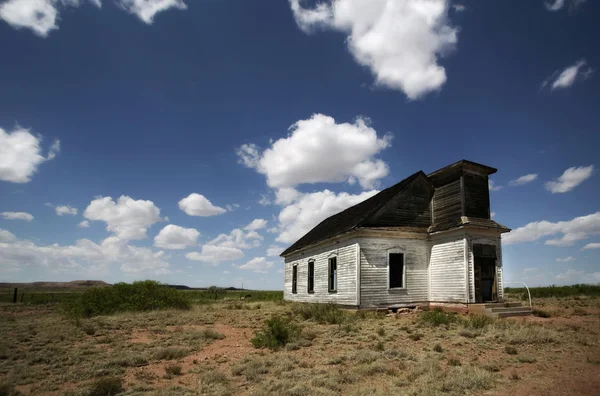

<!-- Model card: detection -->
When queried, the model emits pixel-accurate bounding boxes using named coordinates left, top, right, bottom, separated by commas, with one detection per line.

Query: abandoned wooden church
left=280, top=160, right=511, bottom=309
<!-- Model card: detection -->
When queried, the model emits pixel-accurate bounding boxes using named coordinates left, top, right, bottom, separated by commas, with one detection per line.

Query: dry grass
left=1, top=295, right=599, bottom=395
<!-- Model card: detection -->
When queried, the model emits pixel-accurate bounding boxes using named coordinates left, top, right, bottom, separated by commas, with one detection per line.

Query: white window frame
left=387, top=249, right=406, bottom=290
left=328, top=254, right=338, bottom=293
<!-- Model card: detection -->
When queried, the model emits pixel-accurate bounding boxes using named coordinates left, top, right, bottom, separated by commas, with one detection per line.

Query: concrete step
left=488, top=306, right=531, bottom=314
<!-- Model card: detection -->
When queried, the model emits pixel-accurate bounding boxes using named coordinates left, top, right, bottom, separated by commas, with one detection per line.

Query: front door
left=473, top=244, right=497, bottom=303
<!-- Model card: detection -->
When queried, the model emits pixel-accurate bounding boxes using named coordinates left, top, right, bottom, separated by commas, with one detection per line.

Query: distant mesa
left=0, top=280, right=111, bottom=289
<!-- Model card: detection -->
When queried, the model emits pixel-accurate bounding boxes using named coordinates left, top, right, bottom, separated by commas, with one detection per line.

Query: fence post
left=13, top=288, right=17, bottom=303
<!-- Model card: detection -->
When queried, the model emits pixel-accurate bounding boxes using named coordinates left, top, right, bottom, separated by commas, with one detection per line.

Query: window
left=307, top=261, right=314, bottom=293
left=389, top=253, right=404, bottom=289
left=328, top=257, right=337, bottom=292
left=292, top=265, right=297, bottom=294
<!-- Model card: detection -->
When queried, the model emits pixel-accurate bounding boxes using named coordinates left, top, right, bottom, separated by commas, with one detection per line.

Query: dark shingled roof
left=280, top=171, right=429, bottom=256
left=428, top=217, right=510, bottom=234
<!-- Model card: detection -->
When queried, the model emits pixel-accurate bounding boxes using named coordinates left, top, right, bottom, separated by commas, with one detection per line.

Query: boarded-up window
left=328, top=257, right=337, bottom=292
left=292, top=265, right=297, bottom=294
left=307, top=261, right=314, bottom=293
left=389, top=253, right=404, bottom=288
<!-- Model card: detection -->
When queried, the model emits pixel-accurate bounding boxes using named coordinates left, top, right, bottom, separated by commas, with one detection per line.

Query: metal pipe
left=504, top=281, right=532, bottom=308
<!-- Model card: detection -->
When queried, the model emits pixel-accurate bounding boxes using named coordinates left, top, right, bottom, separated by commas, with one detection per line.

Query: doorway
left=473, top=244, right=497, bottom=303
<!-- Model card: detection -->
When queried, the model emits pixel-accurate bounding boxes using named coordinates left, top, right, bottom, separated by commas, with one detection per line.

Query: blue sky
left=0, top=0, right=598, bottom=289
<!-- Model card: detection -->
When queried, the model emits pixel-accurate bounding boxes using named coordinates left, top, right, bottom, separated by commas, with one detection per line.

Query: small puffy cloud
left=258, top=195, right=272, bottom=206
left=289, top=0, right=458, bottom=100
left=238, top=257, right=273, bottom=273
left=225, top=203, right=240, bottom=211
left=277, top=189, right=378, bottom=244
left=452, top=4, right=466, bottom=12
left=488, top=179, right=502, bottom=191
left=267, top=245, right=284, bottom=257
left=78, top=220, right=90, bottom=228
left=237, top=114, right=391, bottom=189
left=153, top=224, right=200, bottom=250
left=83, top=195, right=162, bottom=240
left=503, top=212, right=600, bottom=246
left=178, top=193, right=226, bottom=217
left=509, top=174, right=538, bottom=186
left=0, top=126, right=59, bottom=183
left=1, top=211, right=33, bottom=221
left=544, top=0, right=586, bottom=12
left=523, top=267, right=538, bottom=273
left=185, top=245, right=244, bottom=265
left=545, top=165, right=593, bottom=194
left=490, top=212, right=496, bottom=218
left=556, top=257, right=575, bottom=262
left=581, top=243, right=600, bottom=250
left=542, top=59, right=594, bottom=91
left=208, top=228, right=262, bottom=249
left=244, top=219, right=268, bottom=231
left=55, top=205, right=78, bottom=216
left=275, top=187, right=301, bottom=205
left=0, top=229, right=17, bottom=242
left=117, top=0, right=187, bottom=24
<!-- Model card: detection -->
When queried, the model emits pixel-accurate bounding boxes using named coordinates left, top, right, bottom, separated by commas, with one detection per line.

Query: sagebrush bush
left=165, top=364, right=182, bottom=376
left=251, top=315, right=301, bottom=350
left=463, top=314, right=495, bottom=329
left=419, top=308, right=457, bottom=327
left=87, top=377, right=123, bottom=396
left=59, top=280, right=191, bottom=319
left=532, top=309, right=551, bottom=318
left=291, top=303, right=349, bottom=324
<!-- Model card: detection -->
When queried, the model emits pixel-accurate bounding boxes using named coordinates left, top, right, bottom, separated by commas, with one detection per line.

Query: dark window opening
left=292, top=265, right=297, bottom=294
left=328, top=257, right=337, bottom=292
left=307, top=261, right=314, bottom=293
left=389, top=253, right=404, bottom=288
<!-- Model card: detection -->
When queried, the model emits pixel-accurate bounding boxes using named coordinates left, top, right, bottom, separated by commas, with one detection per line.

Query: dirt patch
left=130, top=330, right=152, bottom=344
left=124, top=323, right=255, bottom=390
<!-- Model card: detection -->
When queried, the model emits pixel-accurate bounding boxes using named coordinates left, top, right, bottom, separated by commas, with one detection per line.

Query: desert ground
left=0, top=289, right=599, bottom=396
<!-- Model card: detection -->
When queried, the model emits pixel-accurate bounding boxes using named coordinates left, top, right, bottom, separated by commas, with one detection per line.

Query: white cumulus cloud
left=581, top=243, right=600, bottom=250
left=276, top=189, right=378, bottom=244
left=1, top=211, right=34, bottom=221
left=289, top=0, right=458, bottom=100
left=0, top=229, right=17, bottom=242
left=185, top=245, right=244, bottom=265
left=244, top=218, right=268, bottom=231
left=78, top=220, right=90, bottom=228
left=208, top=228, right=262, bottom=249
left=503, top=212, right=600, bottom=246
left=178, top=193, right=226, bottom=217
left=545, top=165, right=593, bottom=194
left=544, top=0, right=586, bottom=12
left=117, top=0, right=186, bottom=24
left=153, top=224, right=200, bottom=250
left=0, top=126, right=59, bottom=183
left=237, top=114, right=392, bottom=190
left=55, top=205, right=78, bottom=216
left=267, top=245, right=284, bottom=257
left=509, top=174, right=537, bottom=186
left=83, top=195, right=162, bottom=240
left=488, top=179, right=502, bottom=191
left=238, top=257, right=273, bottom=273
left=556, top=256, right=575, bottom=262
left=542, top=59, right=594, bottom=91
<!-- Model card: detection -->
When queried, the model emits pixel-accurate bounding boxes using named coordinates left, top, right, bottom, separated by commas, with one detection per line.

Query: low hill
left=0, top=280, right=110, bottom=289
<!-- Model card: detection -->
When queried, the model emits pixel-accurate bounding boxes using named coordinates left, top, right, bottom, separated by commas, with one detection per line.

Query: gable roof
left=280, top=171, right=432, bottom=256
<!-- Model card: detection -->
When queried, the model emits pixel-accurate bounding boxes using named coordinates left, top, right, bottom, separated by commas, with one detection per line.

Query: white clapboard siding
left=429, top=235, right=467, bottom=302
left=468, top=236, right=503, bottom=302
left=283, top=238, right=358, bottom=306
left=359, top=237, right=429, bottom=308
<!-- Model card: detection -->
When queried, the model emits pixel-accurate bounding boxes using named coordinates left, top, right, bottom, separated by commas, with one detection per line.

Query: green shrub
left=447, top=357, right=461, bottom=366
left=153, top=347, right=190, bottom=360
left=532, top=309, right=551, bottom=318
left=463, top=314, right=495, bottom=329
left=433, top=344, right=443, bottom=353
left=291, top=303, right=349, bottom=324
left=87, top=377, right=123, bottom=396
left=408, top=333, right=423, bottom=341
left=202, top=328, right=225, bottom=340
left=419, top=308, right=457, bottom=327
left=59, top=281, right=191, bottom=319
left=165, top=364, right=182, bottom=376
left=505, top=284, right=600, bottom=299
left=505, top=346, right=518, bottom=355
left=251, top=315, right=301, bottom=350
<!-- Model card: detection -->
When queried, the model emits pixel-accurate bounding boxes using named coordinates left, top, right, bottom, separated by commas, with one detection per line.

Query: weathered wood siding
left=463, top=173, right=490, bottom=219
left=358, top=237, right=429, bottom=308
left=283, top=238, right=358, bottom=305
left=429, top=235, right=467, bottom=302
left=432, top=179, right=462, bottom=224
left=467, top=235, right=503, bottom=303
